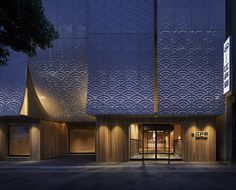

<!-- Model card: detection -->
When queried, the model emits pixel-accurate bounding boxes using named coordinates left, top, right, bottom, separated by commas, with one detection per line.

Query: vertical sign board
left=223, top=37, right=231, bottom=94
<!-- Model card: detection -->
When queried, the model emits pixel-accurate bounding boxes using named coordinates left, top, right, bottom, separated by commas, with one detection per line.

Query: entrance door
left=143, top=125, right=173, bottom=159
left=156, top=126, right=174, bottom=159
left=143, top=126, right=156, bottom=159
left=130, top=124, right=182, bottom=160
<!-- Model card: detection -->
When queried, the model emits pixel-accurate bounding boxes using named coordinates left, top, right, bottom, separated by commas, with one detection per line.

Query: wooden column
left=96, top=118, right=129, bottom=162
left=40, top=120, right=68, bottom=160
left=216, top=115, right=227, bottom=160
left=0, top=125, right=7, bottom=160
left=183, top=117, right=216, bottom=161
left=154, top=0, right=158, bottom=112
left=30, top=125, right=41, bottom=161
left=30, top=121, right=68, bottom=161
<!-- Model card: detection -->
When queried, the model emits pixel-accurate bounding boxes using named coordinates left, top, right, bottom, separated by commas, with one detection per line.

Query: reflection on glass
left=69, top=128, right=95, bottom=153
left=130, top=124, right=183, bottom=160
left=9, top=126, right=30, bottom=156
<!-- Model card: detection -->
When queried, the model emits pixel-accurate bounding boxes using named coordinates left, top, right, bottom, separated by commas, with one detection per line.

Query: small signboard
left=223, top=37, right=231, bottom=95
left=192, top=131, right=208, bottom=140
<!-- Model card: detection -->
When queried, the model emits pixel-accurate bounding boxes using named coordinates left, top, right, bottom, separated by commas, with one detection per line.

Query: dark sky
left=0, top=50, right=26, bottom=83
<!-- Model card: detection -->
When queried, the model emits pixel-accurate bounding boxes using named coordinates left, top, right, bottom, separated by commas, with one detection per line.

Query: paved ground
left=0, top=155, right=236, bottom=190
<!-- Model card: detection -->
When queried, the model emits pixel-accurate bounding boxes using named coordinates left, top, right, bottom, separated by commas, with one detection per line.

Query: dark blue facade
left=0, top=0, right=226, bottom=121
left=0, top=51, right=26, bottom=115
left=87, top=0, right=154, bottom=114
left=87, top=0, right=225, bottom=115
left=157, top=0, right=225, bottom=115
left=28, top=0, right=94, bottom=121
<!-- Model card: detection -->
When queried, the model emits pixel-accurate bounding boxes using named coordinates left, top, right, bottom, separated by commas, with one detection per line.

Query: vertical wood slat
left=96, top=118, right=129, bottom=162
left=0, top=125, right=7, bottom=159
left=39, top=120, right=68, bottom=160
left=0, top=116, right=217, bottom=162
left=30, top=125, right=40, bottom=160
left=184, top=118, right=216, bottom=161
left=154, top=0, right=158, bottom=112
left=97, top=116, right=216, bottom=162
left=216, top=115, right=226, bottom=160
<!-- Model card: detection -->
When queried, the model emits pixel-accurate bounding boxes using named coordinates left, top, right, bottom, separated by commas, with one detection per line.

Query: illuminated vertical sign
left=223, top=37, right=230, bottom=94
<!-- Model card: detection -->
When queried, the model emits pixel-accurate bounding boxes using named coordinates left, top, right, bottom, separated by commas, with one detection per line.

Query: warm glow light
left=130, top=124, right=139, bottom=140
left=20, top=87, right=28, bottom=116
left=40, top=96, right=46, bottom=101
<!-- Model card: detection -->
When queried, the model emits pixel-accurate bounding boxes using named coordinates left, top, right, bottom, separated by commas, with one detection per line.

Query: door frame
left=142, top=124, right=172, bottom=160
left=130, top=123, right=183, bottom=161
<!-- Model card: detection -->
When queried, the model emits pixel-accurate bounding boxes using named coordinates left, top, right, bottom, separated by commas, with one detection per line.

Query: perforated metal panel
left=24, top=0, right=225, bottom=119
left=157, top=0, right=225, bottom=115
left=86, top=0, right=154, bottom=114
left=0, top=51, right=26, bottom=115
left=28, top=0, right=94, bottom=121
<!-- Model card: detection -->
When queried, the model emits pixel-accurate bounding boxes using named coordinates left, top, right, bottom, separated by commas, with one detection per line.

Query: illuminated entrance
left=130, top=124, right=183, bottom=160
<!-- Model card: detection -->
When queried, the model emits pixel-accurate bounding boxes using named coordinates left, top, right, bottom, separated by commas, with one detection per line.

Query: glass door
left=143, top=126, right=156, bottom=159
left=143, top=125, right=173, bottom=159
left=130, top=124, right=182, bottom=160
left=156, top=126, right=174, bottom=159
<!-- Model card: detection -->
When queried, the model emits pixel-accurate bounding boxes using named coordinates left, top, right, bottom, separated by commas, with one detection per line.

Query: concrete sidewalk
left=0, top=155, right=236, bottom=190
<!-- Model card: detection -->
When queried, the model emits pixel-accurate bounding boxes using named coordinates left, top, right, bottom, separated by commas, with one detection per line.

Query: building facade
left=0, top=0, right=231, bottom=162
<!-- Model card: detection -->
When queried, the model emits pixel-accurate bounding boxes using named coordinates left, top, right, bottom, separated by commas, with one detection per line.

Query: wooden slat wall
left=96, top=116, right=216, bottom=162
left=39, top=120, right=68, bottom=160
left=0, top=125, right=7, bottom=159
left=0, top=116, right=218, bottom=162
left=216, top=115, right=226, bottom=160
left=0, top=123, right=40, bottom=160
left=184, top=117, right=216, bottom=161
left=96, top=118, right=129, bottom=162
left=30, top=125, right=40, bottom=160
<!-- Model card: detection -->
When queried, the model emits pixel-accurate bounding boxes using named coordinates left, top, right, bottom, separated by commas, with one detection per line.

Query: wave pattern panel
left=28, top=0, right=94, bottom=122
left=157, top=0, right=225, bottom=115
left=87, top=0, right=154, bottom=114
left=0, top=51, right=26, bottom=115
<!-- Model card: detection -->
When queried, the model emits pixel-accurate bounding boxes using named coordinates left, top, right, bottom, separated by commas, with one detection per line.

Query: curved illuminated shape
left=1, top=0, right=225, bottom=119
left=28, top=0, right=95, bottom=122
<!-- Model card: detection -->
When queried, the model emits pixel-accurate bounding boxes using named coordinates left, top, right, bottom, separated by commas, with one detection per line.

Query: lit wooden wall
left=96, top=116, right=216, bottom=162
left=96, top=118, right=129, bottom=162
left=0, top=125, right=7, bottom=159
left=0, top=120, right=68, bottom=161
left=216, top=115, right=226, bottom=160
left=69, top=128, right=95, bottom=153
left=184, top=117, right=216, bottom=161
left=0, top=116, right=218, bottom=162
left=39, top=120, right=68, bottom=160
left=30, top=125, right=41, bottom=160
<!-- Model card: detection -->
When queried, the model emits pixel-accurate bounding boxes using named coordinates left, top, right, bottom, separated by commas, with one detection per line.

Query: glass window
left=69, top=128, right=95, bottom=153
left=9, top=126, right=30, bottom=156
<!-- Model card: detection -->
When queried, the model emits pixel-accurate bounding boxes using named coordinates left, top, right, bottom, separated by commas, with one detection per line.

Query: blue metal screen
left=157, top=0, right=225, bottom=115
left=87, top=0, right=154, bottom=114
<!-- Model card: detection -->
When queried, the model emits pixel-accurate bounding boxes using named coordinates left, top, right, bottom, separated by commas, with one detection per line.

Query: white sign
left=193, top=131, right=208, bottom=138
left=192, top=131, right=208, bottom=140
left=223, top=37, right=230, bottom=94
